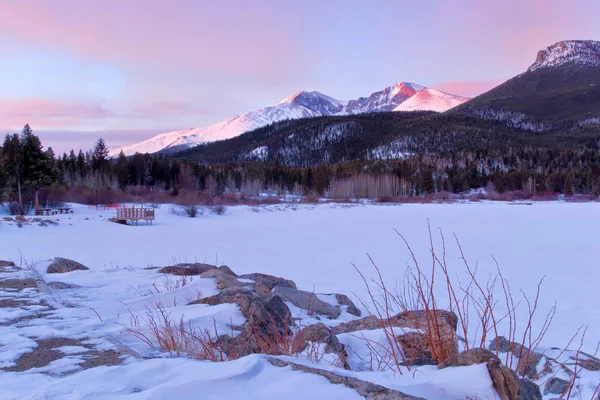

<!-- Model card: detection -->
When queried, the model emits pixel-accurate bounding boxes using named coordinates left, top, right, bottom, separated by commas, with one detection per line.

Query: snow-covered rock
left=528, top=40, right=600, bottom=72
left=393, top=88, right=469, bottom=112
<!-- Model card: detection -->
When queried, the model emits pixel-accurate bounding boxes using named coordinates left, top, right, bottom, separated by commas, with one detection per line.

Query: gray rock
left=396, top=332, right=436, bottom=366
left=543, top=377, right=569, bottom=395
left=46, top=257, right=90, bottom=273
left=488, top=336, right=543, bottom=379
left=267, top=358, right=425, bottom=399
left=272, top=285, right=341, bottom=319
left=335, top=293, right=361, bottom=316
left=0, top=260, right=16, bottom=268
left=519, top=378, right=543, bottom=400
left=439, top=348, right=519, bottom=400
left=158, top=263, right=216, bottom=276
left=238, top=273, right=296, bottom=290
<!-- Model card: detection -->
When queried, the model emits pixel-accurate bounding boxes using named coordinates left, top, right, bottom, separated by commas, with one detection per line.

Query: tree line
left=2, top=124, right=600, bottom=215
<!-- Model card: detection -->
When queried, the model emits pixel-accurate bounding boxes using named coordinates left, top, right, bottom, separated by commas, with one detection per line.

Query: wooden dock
left=115, top=207, right=155, bottom=225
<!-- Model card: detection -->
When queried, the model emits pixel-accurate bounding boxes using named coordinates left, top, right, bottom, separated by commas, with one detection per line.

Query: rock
left=519, top=378, right=543, bottom=400
left=158, top=263, right=216, bottom=276
left=191, top=287, right=257, bottom=318
left=15, top=215, right=27, bottom=222
left=292, top=322, right=349, bottom=369
left=48, top=282, right=82, bottom=290
left=335, top=293, right=361, bottom=316
left=238, top=273, right=296, bottom=290
left=17, top=223, right=23, bottom=228
left=267, top=358, right=425, bottom=399
left=2, top=217, right=13, bottom=221
left=0, top=260, right=16, bottom=267
left=331, top=316, right=381, bottom=334
left=488, top=337, right=543, bottom=379
left=396, top=332, right=436, bottom=366
left=272, top=285, right=341, bottom=319
left=572, top=353, right=600, bottom=371
left=46, top=257, right=90, bottom=273
left=543, top=377, right=568, bottom=396
left=439, top=348, right=519, bottom=400
left=217, top=265, right=237, bottom=276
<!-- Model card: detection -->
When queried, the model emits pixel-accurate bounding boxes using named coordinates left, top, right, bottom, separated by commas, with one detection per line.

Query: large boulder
left=158, top=263, right=216, bottom=276
left=46, top=257, right=90, bottom=273
left=439, top=348, right=519, bottom=400
left=272, top=285, right=341, bottom=319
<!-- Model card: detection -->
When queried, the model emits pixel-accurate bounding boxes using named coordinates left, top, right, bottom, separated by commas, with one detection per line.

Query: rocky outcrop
left=158, top=263, right=216, bottom=276
left=439, top=348, right=519, bottom=400
left=267, top=358, right=425, bottom=400
left=0, top=260, right=16, bottom=268
left=272, top=285, right=341, bottom=319
left=46, top=257, right=90, bottom=273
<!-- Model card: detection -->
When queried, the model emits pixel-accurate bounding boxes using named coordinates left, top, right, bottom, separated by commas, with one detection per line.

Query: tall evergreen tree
left=1, top=133, right=23, bottom=212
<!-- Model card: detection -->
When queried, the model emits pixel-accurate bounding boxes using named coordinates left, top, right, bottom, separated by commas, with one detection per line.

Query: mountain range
left=174, top=40, right=600, bottom=167
left=111, top=83, right=468, bottom=156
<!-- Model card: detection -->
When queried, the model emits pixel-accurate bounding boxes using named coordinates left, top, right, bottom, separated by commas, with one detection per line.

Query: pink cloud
left=433, top=79, right=507, bottom=98
left=0, top=98, right=205, bottom=130
left=0, top=98, right=113, bottom=129
left=0, top=1, right=309, bottom=83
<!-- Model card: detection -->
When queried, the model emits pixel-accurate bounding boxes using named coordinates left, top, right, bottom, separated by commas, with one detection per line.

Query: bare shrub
left=8, top=200, right=33, bottom=216
left=211, top=204, right=227, bottom=215
left=353, top=222, right=555, bottom=376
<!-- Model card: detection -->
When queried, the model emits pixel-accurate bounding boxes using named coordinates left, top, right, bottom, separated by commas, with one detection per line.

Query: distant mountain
left=343, top=82, right=424, bottom=114
left=113, top=103, right=319, bottom=156
left=454, top=40, right=600, bottom=131
left=393, top=88, right=469, bottom=112
left=111, top=82, right=464, bottom=156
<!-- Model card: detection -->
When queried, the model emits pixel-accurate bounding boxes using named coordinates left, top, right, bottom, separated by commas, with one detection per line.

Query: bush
left=7, top=201, right=33, bottom=216
left=211, top=204, right=227, bottom=215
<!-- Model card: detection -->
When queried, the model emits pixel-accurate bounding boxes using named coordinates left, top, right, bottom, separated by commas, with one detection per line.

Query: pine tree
left=20, top=127, right=58, bottom=209
left=91, top=138, right=109, bottom=172
left=1, top=133, right=23, bottom=212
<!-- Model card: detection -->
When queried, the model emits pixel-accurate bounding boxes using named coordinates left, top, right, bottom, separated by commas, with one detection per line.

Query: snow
left=528, top=40, right=600, bottom=72
left=1, top=201, right=598, bottom=399
left=393, top=88, right=469, bottom=112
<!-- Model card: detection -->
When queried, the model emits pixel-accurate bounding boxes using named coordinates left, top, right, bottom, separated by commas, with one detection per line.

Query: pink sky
left=1, top=0, right=599, bottom=152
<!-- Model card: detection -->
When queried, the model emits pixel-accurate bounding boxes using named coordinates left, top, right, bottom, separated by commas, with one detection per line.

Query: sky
left=1, top=0, right=600, bottom=153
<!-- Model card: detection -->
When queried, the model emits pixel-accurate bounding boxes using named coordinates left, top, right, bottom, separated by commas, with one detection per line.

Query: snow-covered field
left=0, top=202, right=599, bottom=399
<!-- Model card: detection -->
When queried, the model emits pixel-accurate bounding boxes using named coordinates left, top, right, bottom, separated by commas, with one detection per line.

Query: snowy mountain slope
left=344, top=82, right=424, bottom=114
left=393, top=88, right=469, bottom=112
left=112, top=103, right=319, bottom=156
left=112, top=81, right=459, bottom=156
left=528, top=40, right=600, bottom=72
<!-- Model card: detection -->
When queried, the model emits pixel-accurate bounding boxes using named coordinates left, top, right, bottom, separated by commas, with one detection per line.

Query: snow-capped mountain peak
left=344, top=82, right=424, bottom=114
left=276, top=90, right=345, bottom=115
left=393, top=88, right=469, bottom=112
left=528, top=40, right=600, bottom=72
